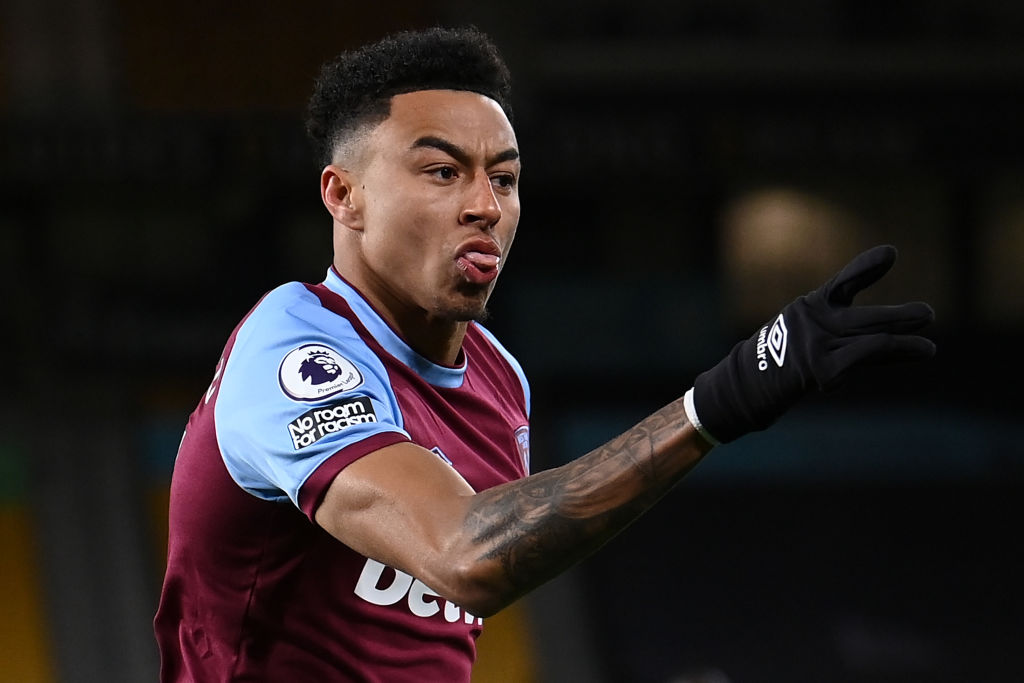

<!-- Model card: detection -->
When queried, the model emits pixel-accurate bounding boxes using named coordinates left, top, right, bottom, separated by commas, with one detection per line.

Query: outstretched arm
left=316, top=244, right=935, bottom=616
left=316, top=399, right=711, bottom=617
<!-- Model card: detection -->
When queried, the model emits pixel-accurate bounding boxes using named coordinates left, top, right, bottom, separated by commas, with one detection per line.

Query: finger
left=825, top=333, right=937, bottom=383
left=824, top=245, right=898, bottom=307
left=832, top=301, right=935, bottom=334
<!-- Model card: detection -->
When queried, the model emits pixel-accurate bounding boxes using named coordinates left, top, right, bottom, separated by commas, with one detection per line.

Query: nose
left=460, top=173, right=502, bottom=228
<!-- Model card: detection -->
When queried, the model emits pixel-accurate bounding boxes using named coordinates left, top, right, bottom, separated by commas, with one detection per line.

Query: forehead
left=374, top=89, right=518, bottom=156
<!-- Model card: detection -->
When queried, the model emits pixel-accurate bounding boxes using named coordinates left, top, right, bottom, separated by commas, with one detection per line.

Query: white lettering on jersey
left=353, top=558, right=483, bottom=626
left=408, top=580, right=441, bottom=618
left=353, top=558, right=412, bottom=606
left=287, top=397, right=377, bottom=449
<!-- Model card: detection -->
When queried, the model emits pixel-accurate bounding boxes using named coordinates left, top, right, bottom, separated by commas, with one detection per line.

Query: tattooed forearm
left=464, top=398, right=713, bottom=604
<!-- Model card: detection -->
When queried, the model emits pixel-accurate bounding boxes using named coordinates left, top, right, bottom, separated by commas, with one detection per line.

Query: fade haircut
left=305, top=26, right=513, bottom=168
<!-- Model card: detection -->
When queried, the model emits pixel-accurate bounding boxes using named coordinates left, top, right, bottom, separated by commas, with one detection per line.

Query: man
left=154, top=26, right=936, bottom=681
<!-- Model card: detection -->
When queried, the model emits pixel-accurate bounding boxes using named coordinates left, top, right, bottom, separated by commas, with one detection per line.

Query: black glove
left=684, top=245, right=936, bottom=445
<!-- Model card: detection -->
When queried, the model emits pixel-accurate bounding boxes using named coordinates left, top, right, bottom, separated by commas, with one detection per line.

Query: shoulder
left=471, top=323, right=524, bottom=373
left=234, top=282, right=370, bottom=360
left=469, top=322, right=531, bottom=416
left=211, top=281, right=409, bottom=505
left=220, top=281, right=392, bottom=413
left=241, top=282, right=333, bottom=334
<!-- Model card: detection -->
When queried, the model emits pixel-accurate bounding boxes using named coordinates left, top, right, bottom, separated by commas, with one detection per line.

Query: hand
left=684, top=244, right=936, bottom=444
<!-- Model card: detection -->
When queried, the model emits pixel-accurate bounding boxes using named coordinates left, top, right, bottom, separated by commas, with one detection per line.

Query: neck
left=388, top=310, right=469, bottom=368
left=333, top=264, right=469, bottom=367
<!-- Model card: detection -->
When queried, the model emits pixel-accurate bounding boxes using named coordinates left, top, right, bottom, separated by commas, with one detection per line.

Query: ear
left=320, top=164, right=364, bottom=230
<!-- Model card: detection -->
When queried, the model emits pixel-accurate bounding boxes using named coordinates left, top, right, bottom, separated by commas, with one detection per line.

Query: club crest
left=515, top=425, right=530, bottom=473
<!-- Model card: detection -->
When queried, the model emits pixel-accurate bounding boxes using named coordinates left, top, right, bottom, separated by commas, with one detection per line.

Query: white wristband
left=683, top=387, right=720, bottom=446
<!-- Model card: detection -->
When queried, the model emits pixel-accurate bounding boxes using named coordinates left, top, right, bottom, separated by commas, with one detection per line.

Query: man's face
left=348, top=89, right=521, bottom=324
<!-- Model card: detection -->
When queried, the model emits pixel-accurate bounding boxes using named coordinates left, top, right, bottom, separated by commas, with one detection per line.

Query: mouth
left=455, top=240, right=502, bottom=285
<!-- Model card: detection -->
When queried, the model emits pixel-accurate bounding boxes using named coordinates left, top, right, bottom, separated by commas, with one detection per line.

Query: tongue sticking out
left=457, top=250, right=501, bottom=285
left=462, top=251, right=500, bottom=270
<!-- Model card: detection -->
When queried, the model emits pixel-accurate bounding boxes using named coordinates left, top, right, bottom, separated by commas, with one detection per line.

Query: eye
left=430, top=166, right=458, bottom=181
left=491, top=173, right=517, bottom=192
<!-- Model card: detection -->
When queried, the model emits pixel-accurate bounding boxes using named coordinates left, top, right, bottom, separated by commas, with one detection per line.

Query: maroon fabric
left=155, top=282, right=529, bottom=682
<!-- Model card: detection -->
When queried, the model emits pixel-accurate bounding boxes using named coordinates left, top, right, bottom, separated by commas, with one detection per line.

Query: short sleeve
left=214, top=283, right=409, bottom=510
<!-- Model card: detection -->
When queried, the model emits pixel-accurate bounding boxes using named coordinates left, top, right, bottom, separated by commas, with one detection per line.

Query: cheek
left=501, top=227, right=517, bottom=258
left=364, top=207, right=445, bottom=272
left=363, top=194, right=420, bottom=246
left=498, top=206, right=520, bottom=254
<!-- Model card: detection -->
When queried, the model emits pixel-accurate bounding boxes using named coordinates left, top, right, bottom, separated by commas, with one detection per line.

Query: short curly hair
left=305, top=26, right=513, bottom=168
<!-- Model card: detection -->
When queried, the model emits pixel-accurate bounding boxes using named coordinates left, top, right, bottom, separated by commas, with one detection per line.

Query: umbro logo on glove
left=684, top=245, right=936, bottom=445
left=756, top=314, right=788, bottom=370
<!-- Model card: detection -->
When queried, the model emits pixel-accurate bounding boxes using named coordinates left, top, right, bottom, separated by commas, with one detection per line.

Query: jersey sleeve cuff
left=298, top=431, right=411, bottom=520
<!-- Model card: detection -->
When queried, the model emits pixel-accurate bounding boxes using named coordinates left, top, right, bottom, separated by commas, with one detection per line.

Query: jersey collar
left=322, top=268, right=467, bottom=388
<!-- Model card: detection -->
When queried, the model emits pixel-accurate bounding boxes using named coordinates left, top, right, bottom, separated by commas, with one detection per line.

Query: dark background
left=1, top=1, right=1021, bottom=681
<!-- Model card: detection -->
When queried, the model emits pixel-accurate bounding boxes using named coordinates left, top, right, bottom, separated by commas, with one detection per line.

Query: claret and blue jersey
left=155, top=267, right=531, bottom=682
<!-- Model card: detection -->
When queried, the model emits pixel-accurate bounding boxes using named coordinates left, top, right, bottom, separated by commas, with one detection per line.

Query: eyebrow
left=411, top=136, right=520, bottom=167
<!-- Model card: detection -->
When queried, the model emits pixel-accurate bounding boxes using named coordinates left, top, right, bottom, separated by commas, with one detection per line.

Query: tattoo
left=465, top=398, right=709, bottom=599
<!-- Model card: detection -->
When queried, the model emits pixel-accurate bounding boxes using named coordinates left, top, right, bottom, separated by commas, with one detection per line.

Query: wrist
left=683, top=387, right=721, bottom=447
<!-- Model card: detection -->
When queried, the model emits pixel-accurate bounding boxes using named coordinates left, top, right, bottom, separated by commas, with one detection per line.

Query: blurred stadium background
left=1, top=1, right=1022, bottom=681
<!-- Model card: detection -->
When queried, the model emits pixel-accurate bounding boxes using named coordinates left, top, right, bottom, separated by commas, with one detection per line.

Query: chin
left=445, top=285, right=493, bottom=322
left=470, top=306, right=491, bottom=323
left=443, top=302, right=490, bottom=323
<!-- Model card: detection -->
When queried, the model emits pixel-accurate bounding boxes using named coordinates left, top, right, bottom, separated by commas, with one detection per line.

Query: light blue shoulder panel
left=214, top=282, right=408, bottom=506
